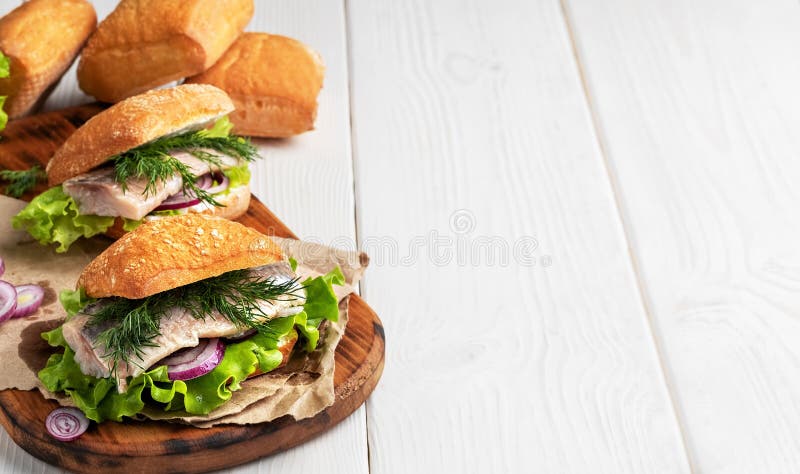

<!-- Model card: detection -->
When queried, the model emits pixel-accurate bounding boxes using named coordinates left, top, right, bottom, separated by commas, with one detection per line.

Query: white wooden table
left=2, top=0, right=800, bottom=472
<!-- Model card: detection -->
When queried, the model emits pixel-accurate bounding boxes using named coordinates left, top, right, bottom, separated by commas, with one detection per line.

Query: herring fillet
left=62, top=150, right=241, bottom=221
left=61, top=262, right=304, bottom=392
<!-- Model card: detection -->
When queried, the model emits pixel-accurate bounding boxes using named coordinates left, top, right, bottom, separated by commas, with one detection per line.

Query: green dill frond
left=111, top=126, right=259, bottom=207
left=0, top=165, right=45, bottom=198
left=87, top=269, right=302, bottom=373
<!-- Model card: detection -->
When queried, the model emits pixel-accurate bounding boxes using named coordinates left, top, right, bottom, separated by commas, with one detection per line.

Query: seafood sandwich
left=13, top=84, right=259, bottom=252
left=38, top=214, right=344, bottom=422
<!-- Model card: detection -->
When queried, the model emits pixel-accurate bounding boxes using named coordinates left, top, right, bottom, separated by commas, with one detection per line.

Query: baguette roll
left=78, top=0, right=254, bottom=103
left=0, top=0, right=96, bottom=118
left=186, top=33, right=324, bottom=138
left=79, top=214, right=284, bottom=300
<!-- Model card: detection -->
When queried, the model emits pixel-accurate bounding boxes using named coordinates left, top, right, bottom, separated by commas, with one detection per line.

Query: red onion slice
left=0, top=257, right=4, bottom=278
left=160, top=339, right=210, bottom=367
left=154, top=190, right=201, bottom=211
left=195, top=173, right=212, bottom=190
left=167, top=338, right=225, bottom=381
left=206, top=173, right=230, bottom=195
left=46, top=407, right=89, bottom=442
left=0, top=281, right=17, bottom=323
left=12, top=284, right=44, bottom=319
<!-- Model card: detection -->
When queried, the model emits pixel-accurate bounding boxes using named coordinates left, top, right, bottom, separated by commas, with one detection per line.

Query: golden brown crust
left=78, top=0, right=253, bottom=102
left=79, top=214, right=283, bottom=299
left=46, top=84, right=234, bottom=186
left=186, top=33, right=324, bottom=138
left=0, top=0, right=96, bottom=118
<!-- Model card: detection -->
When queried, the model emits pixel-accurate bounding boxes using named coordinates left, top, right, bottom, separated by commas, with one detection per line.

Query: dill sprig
left=0, top=165, right=45, bottom=198
left=87, top=269, right=302, bottom=373
left=112, top=129, right=259, bottom=207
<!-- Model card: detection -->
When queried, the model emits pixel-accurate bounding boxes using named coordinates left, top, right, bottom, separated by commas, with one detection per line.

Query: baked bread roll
left=0, top=0, right=96, bottom=118
left=78, top=0, right=254, bottom=103
left=186, top=33, right=324, bottom=138
left=79, top=213, right=284, bottom=299
left=47, top=84, right=234, bottom=185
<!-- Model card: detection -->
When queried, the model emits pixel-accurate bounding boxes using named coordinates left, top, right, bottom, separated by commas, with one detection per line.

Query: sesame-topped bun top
left=46, top=84, right=234, bottom=186
left=78, top=213, right=283, bottom=299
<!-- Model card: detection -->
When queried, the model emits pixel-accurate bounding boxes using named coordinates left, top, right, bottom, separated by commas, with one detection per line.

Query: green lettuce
left=223, top=164, right=251, bottom=191
left=0, top=96, right=7, bottom=132
left=39, top=323, right=293, bottom=421
left=294, top=267, right=345, bottom=351
left=39, top=268, right=345, bottom=423
left=0, top=50, right=8, bottom=131
left=122, top=218, right=142, bottom=232
left=199, top=116, right=233, bottom=138
left=12, top=186, right=114, bottom=253
left=59, top=288, right=95, bottom=317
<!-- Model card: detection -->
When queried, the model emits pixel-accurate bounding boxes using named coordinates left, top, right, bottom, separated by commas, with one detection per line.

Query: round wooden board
left=0, top=106, right=385, bottom=473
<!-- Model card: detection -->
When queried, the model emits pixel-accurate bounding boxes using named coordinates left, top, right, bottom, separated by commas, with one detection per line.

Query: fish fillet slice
left=61, top=262, right=304, bottom=391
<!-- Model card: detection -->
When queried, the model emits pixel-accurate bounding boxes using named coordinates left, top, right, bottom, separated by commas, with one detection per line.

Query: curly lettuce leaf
left=11, top=186, right=114, bottom=252
left=122, top=218, right=141, bottom=232
left=198, top=116, right=233, bottom=138
left=294, top=267, right=345, bottom=351
left=39, top=267, right=345, bottom=423
left=59, top=288, right=95, bottom=317
left=39, top=322, right=294, bottom=422
left=222, top=164, right=251, bottom=191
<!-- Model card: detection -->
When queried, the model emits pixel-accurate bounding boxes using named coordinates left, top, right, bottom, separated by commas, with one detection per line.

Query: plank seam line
left=342, top=1, right=372, bottom=473
left=556, top=1, right=696, bottom=471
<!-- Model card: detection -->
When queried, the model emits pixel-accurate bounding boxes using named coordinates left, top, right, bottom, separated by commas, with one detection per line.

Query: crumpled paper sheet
left=0, top=195, right=368, bottom=428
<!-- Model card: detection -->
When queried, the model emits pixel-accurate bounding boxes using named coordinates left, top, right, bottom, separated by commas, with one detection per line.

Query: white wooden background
left=1, top=0, right=799, bottom=472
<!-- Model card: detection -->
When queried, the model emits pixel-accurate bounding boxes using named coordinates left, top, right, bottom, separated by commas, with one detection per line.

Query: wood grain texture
left=563, top=0, right=800, bottom=472
left=347, top=0, right=690, bottom=472
left=0, top=0, right=367, bottom=472
left=0, top=100, right=375, bottom=473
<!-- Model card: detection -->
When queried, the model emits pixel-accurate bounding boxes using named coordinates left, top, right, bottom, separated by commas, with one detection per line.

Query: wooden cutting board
left=0, top=106, right=385, bottom=473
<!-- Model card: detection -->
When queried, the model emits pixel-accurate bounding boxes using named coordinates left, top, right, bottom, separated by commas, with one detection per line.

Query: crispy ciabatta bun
left=46, top=84, right=234, bottom=186
left=186, top=33, right=324, bottom=138
left=0, top=0, right=96, bottom=118
left=79, top=214, right=283, bottom=300
left=78, top=0, right=253, bottom=103
left=104, top=184, right=252, bottom=239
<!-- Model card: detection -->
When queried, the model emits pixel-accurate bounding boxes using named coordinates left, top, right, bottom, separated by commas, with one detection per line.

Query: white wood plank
left=0, top=1, right=366, bottom=473
left=564, top=0, right=800, bottom=472
left=347, top=0, right=690, bottom=472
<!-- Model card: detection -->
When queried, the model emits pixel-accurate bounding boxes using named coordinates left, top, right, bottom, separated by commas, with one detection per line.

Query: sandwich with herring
left=39, top=214, right=344, bottom=422
left=13, top=84, right=260, bottom=252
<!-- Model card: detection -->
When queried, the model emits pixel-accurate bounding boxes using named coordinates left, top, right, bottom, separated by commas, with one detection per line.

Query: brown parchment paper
left=0, top=195, right=368, bottom=428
